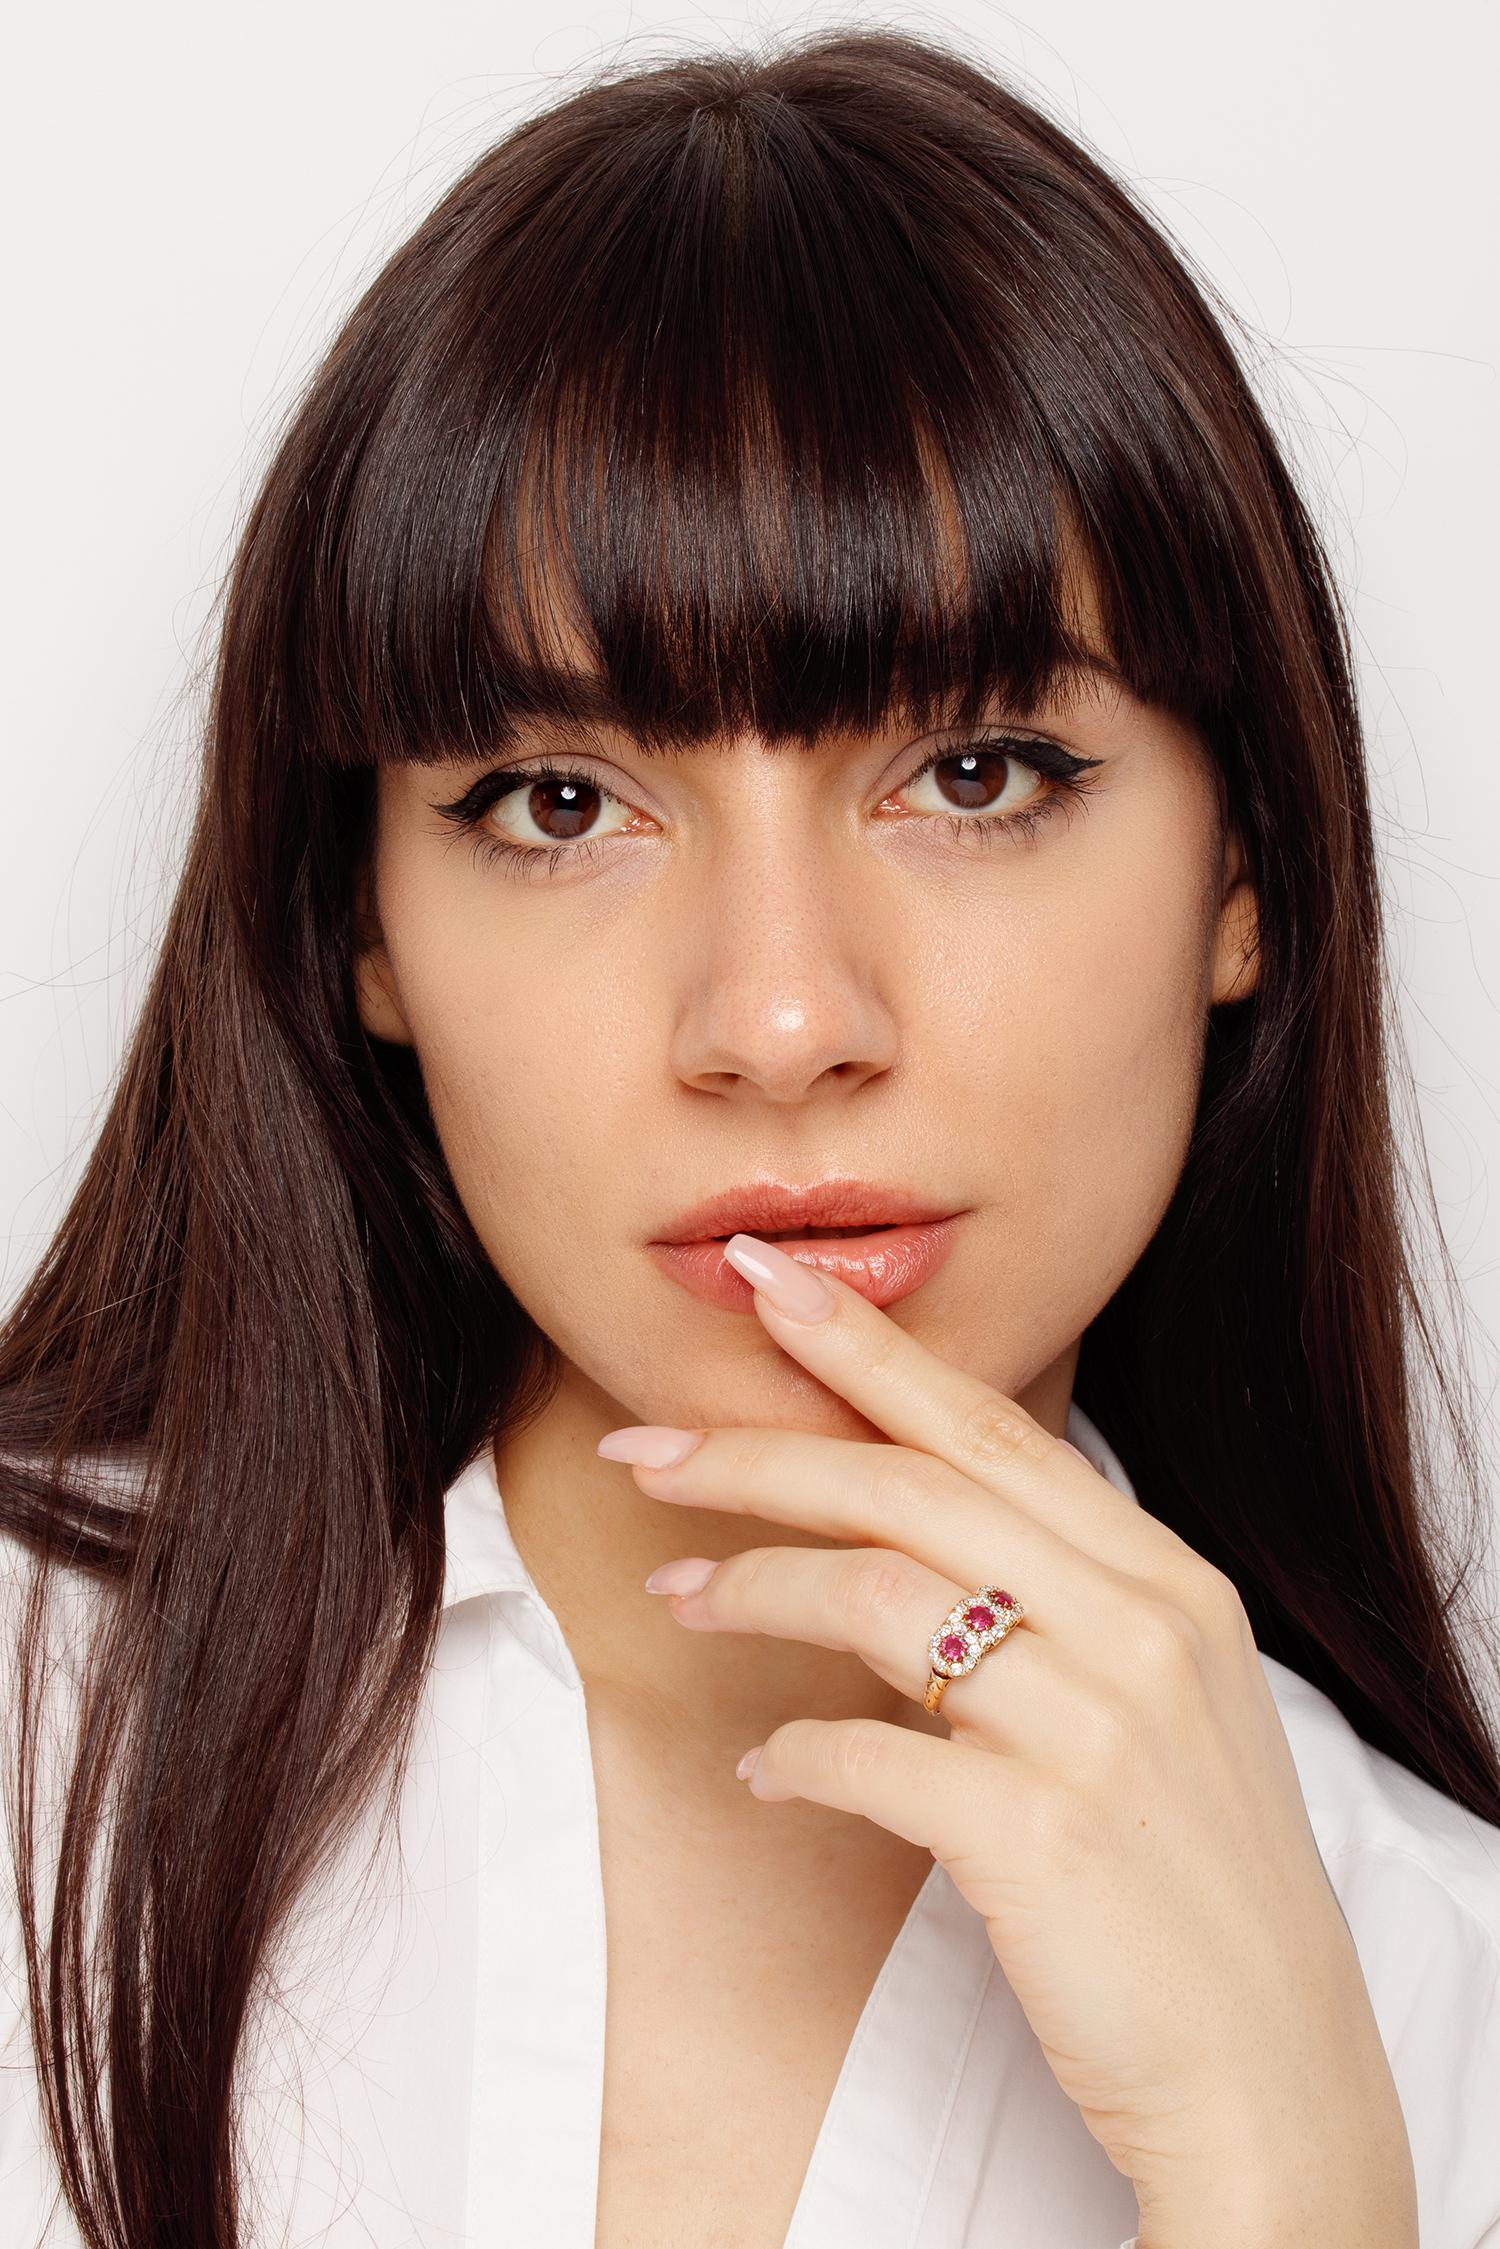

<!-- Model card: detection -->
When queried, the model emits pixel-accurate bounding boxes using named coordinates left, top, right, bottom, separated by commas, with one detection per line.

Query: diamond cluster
left=927, top=1585, right=1024, bottom=1678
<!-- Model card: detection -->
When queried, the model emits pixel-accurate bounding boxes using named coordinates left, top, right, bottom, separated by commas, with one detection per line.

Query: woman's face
left=353, top=577, right=1258, bottom=1445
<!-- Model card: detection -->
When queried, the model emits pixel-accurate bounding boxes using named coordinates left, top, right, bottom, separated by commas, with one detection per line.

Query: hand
left=597, top=1235, right=1419, bottom=2244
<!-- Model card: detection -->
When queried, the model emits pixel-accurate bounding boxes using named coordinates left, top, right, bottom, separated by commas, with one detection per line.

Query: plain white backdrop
left=3, top=2, right=1497, bottom=1573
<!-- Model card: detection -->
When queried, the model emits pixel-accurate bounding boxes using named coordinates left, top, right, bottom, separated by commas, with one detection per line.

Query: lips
left=647, top=1179, right=968, bottom=1312
left=652, top=1179, right=961, bottom=1244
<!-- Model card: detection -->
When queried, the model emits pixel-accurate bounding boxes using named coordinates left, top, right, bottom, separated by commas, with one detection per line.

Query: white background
left=3, top=2, right=1497, bottom=1575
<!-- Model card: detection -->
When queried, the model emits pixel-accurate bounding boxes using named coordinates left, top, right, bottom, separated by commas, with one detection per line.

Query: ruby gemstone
left=992, top=1591, right=1016, bottom=1608
left=964, top=1603, right=996, bottom=1631
left=938, top=1633, right=967, bottom=1664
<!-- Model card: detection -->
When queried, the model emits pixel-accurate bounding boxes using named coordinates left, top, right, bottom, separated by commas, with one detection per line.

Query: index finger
left=720, top=1231, right=1162, bottom=1556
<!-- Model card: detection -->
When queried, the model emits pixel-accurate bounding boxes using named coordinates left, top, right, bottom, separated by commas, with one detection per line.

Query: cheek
left=381, top=883, right=645, bottom=1296
left=952, top=816, right=1217, bottom=1332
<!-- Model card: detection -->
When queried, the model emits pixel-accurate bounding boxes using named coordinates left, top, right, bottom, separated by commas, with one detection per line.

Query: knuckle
left=869, top=1446, right=961, bottom=1530
left=1198, top=1564, right=1254, bottom=1645
left=1158, top=1550, right=1251, bottom=1647
left=827, top=1718, right=889, bottom=1785
left=759, top=1715, right=892, bottom=1795
left=839, top=1551, right=915, bottom=1630
left=715, top=1545, right=773, bottom=1616
left=1160, top=1556, right=1259, bottom=1664
left=955, top=1393, right=1050, bottom=1474
left=728, top=1428, right=780, bottom=1485
left=1131, top=1595, right=1207, bottom=1679
left=860, top=1320, right=911, bottom=1388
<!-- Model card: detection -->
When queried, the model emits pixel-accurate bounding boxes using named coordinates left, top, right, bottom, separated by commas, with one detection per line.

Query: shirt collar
left=439, top=1395, right=1139, bottom=1616
left=440, top=1441, right=536, bottom=1611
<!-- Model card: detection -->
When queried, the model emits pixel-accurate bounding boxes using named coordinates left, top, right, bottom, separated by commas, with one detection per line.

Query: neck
left=491, top=1342, right=1081, bottom=1768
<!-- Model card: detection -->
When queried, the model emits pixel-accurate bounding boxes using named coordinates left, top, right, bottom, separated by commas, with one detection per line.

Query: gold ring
left=923, top=1584, right=1026, bottom=1713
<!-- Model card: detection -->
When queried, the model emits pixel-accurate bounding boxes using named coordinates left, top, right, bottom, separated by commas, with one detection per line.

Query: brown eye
left=484, top=772, right=634, bottom=849
left=901, top=747, right=1043, bottom=819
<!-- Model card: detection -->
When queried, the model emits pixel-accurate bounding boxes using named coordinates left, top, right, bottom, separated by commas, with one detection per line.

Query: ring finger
left=651, top=1540, right=1111, bottom=1764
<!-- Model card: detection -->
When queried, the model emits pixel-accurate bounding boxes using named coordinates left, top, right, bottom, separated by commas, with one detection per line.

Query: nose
left=667, top=835, right=901, bottom=1104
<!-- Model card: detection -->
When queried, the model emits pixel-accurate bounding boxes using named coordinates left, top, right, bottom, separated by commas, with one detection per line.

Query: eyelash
left=430, top=734, right=1105, bottom=882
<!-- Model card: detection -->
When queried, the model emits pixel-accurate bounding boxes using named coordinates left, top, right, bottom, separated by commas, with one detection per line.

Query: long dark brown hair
left=3, top=24, right=1496, bottom=2247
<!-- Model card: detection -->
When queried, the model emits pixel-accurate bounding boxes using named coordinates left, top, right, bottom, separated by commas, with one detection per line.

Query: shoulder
left=1261, top=1650, right=1500, bottom=2243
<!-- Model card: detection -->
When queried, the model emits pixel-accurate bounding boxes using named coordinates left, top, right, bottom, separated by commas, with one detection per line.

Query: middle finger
left=618, top=1422, right=1125, bottom=1622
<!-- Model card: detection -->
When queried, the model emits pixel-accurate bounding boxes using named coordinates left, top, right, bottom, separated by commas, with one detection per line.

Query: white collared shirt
left=4, top=1403, right=1500, bottom=2246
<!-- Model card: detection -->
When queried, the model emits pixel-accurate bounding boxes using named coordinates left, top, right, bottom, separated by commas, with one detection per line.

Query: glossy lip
left=648, top=1179, right=969, bottom=1313
left=647, top=1220, right=965, bottom=1311
left=651, top=1177, right=963, bottom=1244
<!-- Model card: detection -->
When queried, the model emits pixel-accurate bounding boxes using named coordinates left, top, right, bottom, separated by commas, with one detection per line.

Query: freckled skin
left=351, top=573, right=1259, bottom=1756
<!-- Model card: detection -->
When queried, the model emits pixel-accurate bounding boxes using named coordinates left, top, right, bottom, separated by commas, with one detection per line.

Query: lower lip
left=646, top=1217, right=965, bottom=1313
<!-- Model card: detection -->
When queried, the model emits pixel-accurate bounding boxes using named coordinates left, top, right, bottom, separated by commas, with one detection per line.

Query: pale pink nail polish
left=722, top=1233, right=835, bottom=1322
left=597, top=1426, right=705, bottom=1468
left=643, top=1556, right=718, bottom=1596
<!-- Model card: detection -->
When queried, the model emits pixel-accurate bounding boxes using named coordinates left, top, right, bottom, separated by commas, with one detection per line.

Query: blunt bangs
left=286, top=44, right=1252, bottom=773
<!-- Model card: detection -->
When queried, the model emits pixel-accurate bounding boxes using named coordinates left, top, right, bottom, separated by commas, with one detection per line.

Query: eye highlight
left=428, top=732, right=1105, bottom=882
left=883, top=738, right=1104, bottom=846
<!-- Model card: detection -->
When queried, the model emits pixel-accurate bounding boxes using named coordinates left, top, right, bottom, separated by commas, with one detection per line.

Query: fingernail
left=597, top=1426, right=706, bottom=1467
left=735, top=1745, right=764, bottom=1781
left=722, top=1234, right=836, bottom=1322
left=1057, top=1438, right=1089, bottom=1465
left=644, top=1556, right=718, bottom=1596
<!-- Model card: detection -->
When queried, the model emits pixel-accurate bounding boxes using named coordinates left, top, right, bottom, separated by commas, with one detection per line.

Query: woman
left=2, top=23, right=1497, bottom=2249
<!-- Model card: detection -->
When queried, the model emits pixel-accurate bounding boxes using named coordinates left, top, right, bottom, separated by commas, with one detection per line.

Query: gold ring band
left=923, top=1584, right=1026, bottom=1714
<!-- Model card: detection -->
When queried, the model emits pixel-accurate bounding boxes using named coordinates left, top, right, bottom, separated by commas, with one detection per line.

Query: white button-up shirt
left=4, top=1403, right=1500, bottom=2247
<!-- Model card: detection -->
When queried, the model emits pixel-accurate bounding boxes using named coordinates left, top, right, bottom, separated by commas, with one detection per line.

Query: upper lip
left=651, top=1178, right=964, bottom=1244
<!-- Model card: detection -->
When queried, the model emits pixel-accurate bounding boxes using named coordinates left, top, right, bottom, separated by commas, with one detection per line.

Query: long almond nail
left=722, top=1234, right=835, bottom=1321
